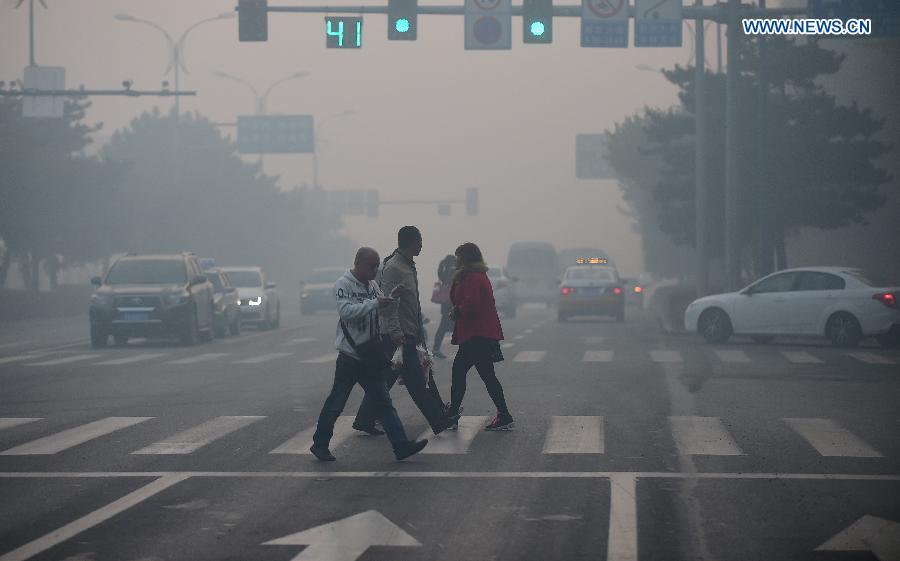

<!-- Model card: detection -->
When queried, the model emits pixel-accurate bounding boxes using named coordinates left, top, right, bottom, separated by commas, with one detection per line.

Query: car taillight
left=561, top=287, right=572, bottom=295
left=613, top=287, right=623, bottom=295
left=873, top=292, right=897, bottom=308
left=633, top=285, right=643, bottom=294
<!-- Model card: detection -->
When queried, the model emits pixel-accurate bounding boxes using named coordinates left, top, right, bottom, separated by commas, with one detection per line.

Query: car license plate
left=582, top=287, right=604, bottom=295
left=123, top=312, right=149, bottom=321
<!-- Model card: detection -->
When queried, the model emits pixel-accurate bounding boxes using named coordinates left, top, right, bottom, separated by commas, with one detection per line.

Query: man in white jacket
left=310, top=247, right=429, bottom=461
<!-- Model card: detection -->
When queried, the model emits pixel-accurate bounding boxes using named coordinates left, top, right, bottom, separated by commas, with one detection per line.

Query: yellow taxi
left=557, top=258, right=625, bottom=322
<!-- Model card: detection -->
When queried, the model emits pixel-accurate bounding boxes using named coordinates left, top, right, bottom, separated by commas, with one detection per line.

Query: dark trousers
left=450, top=339, right=509, bottom=415
left=313, top=352, right=409, bottom=449
left=433, top=305, right=453, bottom=352
left=355, top=337, right=447, bottom=433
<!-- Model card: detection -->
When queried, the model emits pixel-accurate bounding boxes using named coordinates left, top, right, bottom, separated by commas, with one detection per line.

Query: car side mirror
left=191, top=275, right=208, bottom=286
left=91, top=276, right=102, bottom=286
left=225, top=287, right=236, bottom=294
left=265, top=282, right=278, bottom=289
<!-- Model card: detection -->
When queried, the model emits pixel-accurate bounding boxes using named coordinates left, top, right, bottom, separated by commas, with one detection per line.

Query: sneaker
left=352, top=422, right=385, bottom=436
left=484, top=413, right=514, bottom=431
left=309, top=444, right=336, bottom=461
left=394, top=439, right=428, bottom=460
left=443, top=404, right=463, bottom=431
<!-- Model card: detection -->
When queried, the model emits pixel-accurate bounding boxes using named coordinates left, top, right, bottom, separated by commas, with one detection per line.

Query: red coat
left=450, top=270, right=504, bottom=345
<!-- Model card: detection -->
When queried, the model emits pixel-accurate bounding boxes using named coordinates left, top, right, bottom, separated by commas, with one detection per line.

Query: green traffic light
left=530, top=21, right=545, bottom=36
left=395, top=18, right=410, bottom=33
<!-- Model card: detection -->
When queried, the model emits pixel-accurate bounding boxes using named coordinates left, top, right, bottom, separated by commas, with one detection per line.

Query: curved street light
left=212, top=70, right=310, bottom=115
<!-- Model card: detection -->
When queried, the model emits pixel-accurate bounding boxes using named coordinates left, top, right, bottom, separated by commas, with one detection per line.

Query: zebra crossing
left=0, top=414, right=893, bottom=460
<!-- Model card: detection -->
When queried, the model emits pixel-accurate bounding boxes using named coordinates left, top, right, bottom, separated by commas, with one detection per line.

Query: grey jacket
left=333, top=270, right=382, bottom=360
left=378, top=249, right=423, bottom=343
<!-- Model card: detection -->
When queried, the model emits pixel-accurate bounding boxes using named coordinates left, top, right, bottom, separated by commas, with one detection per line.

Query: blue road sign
left=581, top=0, right=628, bottom=48
left=634, top=0, right=682, bottom=47
left=808, top=0, right=900, bottom=37
left=237, top=115, right=314, bottom=154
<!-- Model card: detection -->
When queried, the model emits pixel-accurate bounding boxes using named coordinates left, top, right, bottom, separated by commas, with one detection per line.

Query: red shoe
left=484, top=413, right=514, bottom=431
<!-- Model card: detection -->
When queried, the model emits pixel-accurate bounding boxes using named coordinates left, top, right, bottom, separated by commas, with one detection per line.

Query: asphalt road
left=1, top=303, right=898, bottom=561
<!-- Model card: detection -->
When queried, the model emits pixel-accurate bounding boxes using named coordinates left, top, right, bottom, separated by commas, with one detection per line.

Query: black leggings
left=450, top=338, right=508, bottom=415
left=433, top=305, right=453, bottom=351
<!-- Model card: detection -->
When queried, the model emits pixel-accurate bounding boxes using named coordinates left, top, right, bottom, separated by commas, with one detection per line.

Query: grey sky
left=1, top=0, right=710, bottom=279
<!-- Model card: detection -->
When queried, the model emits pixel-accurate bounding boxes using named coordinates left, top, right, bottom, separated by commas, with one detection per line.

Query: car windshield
left=205, top=273, right=224, bottom=292
left=224, top=270, right=263, bottom=288
left=105, top=259, right=186, bottom=285
left=508, top=250, right=558, bottom=271
left=566, top=267, right=615, bottom=281
left=308, top=270, right=342, bottom=283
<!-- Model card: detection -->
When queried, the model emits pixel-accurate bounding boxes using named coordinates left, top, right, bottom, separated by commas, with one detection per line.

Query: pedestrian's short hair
left=455, top=242, right=484, bottom=265
left=397, top=226, right=422, bottom=248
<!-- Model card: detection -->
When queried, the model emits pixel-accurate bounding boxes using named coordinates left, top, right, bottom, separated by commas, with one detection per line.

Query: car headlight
left=164, top=292, right=189, bottom=306
left=248, top=296, right=263, bottom=306
left=90, top=294, right=113, bottom=307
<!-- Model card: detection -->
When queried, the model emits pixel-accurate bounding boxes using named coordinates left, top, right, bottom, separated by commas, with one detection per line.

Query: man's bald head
left=352, top=247, right=381, bottom=282
left=355, top=247, right=379, bottom=264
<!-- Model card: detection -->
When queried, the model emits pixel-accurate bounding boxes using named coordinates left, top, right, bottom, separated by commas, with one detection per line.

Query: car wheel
left=113, top=334, right=129, bottom=347
left=272, top=304, right=281, bottom=328
left=698, top=308, right=733, bottom=344
left=90, top=326, right=108, bottom=348
left=752, top=335, right=776, bottom=344
left=230, top=313, right=241, bottom=336
left=214, top=321, right=227, bottom=338
left=180, top=308, right=200, bottom=346
left=826, top=312, right=862, bottom=348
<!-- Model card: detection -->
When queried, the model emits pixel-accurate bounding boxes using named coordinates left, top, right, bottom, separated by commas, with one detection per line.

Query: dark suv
left=89, top=253, right=215, bottom=347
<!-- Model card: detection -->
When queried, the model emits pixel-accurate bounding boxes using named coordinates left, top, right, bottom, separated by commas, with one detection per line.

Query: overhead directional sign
left=465, top=0, right=512, bottom=50
left=264, top=510, right=421, bottom=561
left=808, top=0, right=900, bottom=37
left=576, top=133, right=615, bottom=179
left=22, top=66, right=65, bottom=118
left=635, top=0, right=682, bottom=47
left=237, top=115, right=314, bottom=154
left=581, top=0, right=628, bottom=48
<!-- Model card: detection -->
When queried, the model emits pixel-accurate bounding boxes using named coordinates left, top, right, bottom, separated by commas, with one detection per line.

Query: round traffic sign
left=473, top=0, right=502, bottom=11
left=473, top=16, right=502, bottom=44
left=586, top=0, right=624, bottom=19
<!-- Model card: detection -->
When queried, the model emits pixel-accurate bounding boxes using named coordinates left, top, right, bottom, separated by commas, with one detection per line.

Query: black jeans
left=450, top=337, right=509, bottom=415
left=313, top=352, right=409, bottom=449
left=355, top=336, right=447, bottom=433
left=433, top=304, right=453, bottom=352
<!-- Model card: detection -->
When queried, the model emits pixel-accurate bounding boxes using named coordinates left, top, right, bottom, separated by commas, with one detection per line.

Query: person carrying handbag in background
left=431, top=254, right=456, bottom=359
left=446, top=242, right=514, bottom=431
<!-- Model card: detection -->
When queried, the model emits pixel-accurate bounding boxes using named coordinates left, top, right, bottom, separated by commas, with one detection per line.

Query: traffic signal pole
left=694, top=0, right=709, bottom=298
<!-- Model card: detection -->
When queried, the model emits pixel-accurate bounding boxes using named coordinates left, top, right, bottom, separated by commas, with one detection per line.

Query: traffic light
left=523, top=0, right=552, bottom=43
left=388, top=0, right=417, bottom=40
left=466, top=187, right=478, bottom=216
left=239, top=0, right=268, bottom=42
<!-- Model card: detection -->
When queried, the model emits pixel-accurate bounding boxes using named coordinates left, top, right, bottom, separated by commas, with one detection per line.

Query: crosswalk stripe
left=650, top=350, right=683, bottom=363
left=419, top=416, right=490, bottom=454
left=26, top=354, right=99, bottom=366
left=513, top=335, right=525, bottom=340
left=301, top=353, right=338, bottom=364
left=0, top=417, right=153, bottom=455
left=847, top=352, right=895, bottom=365
left=542, top=416, right=604, bottom=454
left=94, top=353, right=170, bottom=366
left=166, top=353, right=231, bottom=365
left=784, top=418, right=883, bottom=457
left=669, top=416, right=744, bottom=456
left=0, top=353, right=56, bottom=365
left=132, top=416, right=265, bottom=455
left=0, top=418, right=42, bottom=431
left=513, top=351, right=546, bottom=362
left=234, top=352, right=293, bottom=364
left=583, top=350, right=614, bottom=362
left=282, top=337, right=317, bottom=346
left=524, top=329, right=534, bottom=334
left=781, top=351, right=823, bottom=364
left=271, top=416, right=355, bottom=454
left=500, top=342, right=515, bottom=349
left=584, top=336, right=606, bottom=345
left=714, top=350, right=751, bottom=363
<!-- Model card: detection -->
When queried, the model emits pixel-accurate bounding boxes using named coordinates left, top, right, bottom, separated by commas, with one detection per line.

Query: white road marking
left=607, top=473, right=638, bottom=561
left=847, top=352, right=895, bottom=365
left=0, top=340, right=33, bottom=349
left=132, top=416, right=265, bottom=455
left=713, top=349, right=751, bottom=363
left=500, top=342, right=515, bottom=349
left=530, top=323, right=540, bottom=329
left=584, top=336, right=606, bottom=345
left=0, top=417, right=153, bottom=455
left=781, top=351, right=823, bottom=364
left=301, top=353, right=338, bottom=363
left=166, top=353, right=230, bottom=365
left=282, top=337, right=317, bottom=346
left=669, top=416, right=744, bottom=456
left=419, top=416, right=489, bottom=454
left=784, top=418, right=883, bottom=457
left=542, top=416, right=604, bottom=454
left=234, top=352, right=293, bottom=364
left=650, top=350, right=683, bottom=363
left=25, top=354, right=99, bottom=366
left=513, top=350, right=546, bottom=362
left=94, top=353, right=169, bottom=366
left=583, top=350, right=614, bottom=362
left=524, top=329, right=534, bottom=334
left=513, top=335, right=526, bottom=340
left=271, top=416, right=356, bottom=454
left=0, top=418, right=42, bottom=431
left=0, top=353, right=56, bottom=365
left=0, top=474, right=188, bottom=561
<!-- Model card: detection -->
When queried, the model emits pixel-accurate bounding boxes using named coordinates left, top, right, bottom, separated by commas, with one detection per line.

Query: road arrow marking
left=816, top=515, right=900, bottom=561
left=264, top=510, right=421, bottom=561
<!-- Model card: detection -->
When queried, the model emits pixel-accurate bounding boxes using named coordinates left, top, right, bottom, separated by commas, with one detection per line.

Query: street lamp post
left=114, top=12, right=234, bottom=118
left=312, top=110, right=355, bottom=190
left=211, top=71, right=310, bottom=115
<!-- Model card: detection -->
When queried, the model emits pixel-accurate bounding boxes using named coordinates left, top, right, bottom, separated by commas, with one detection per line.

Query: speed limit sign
left=465, top=0, right=511, bottom=49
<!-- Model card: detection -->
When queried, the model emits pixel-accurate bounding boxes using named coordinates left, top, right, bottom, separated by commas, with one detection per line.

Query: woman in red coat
left=447, top=242, right=514, bottom=431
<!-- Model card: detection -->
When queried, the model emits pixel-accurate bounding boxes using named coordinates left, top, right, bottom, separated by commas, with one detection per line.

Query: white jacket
left=334, top=270, right=382, bottom=360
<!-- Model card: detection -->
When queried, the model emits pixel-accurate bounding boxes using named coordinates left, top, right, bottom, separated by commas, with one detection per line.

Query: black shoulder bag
left=340, top=321, right=390, bottom=371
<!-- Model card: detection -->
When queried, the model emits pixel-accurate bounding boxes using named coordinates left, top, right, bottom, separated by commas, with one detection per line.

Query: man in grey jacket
left=354, top=226, right=455, bottom=435
left=309, top=247, right=429, bottom=461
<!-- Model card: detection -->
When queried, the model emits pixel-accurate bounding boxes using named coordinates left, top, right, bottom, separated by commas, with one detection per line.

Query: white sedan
left=684, top=267, right=899, bottom=348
